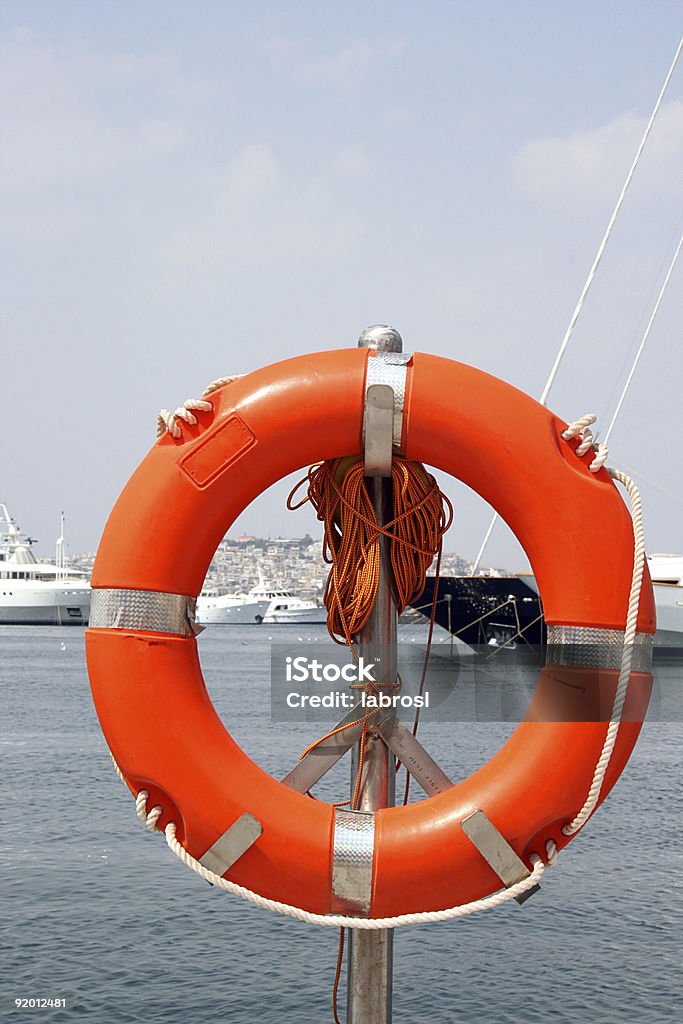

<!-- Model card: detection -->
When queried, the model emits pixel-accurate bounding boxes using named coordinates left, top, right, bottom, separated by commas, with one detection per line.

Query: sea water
left=1, top=625, right=681, bottom=1023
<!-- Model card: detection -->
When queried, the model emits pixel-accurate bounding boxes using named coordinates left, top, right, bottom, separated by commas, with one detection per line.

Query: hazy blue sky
left=1, top=1, right=681, bottom=571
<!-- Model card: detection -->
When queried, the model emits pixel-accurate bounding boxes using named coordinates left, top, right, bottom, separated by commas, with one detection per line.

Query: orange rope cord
left=298, top=706, right=378, bottom=763
left=287, top=457, right=453, bottom=646
left=402, top=542, right=443, bottom=805
left=332, top=927, right=345, bottom=1024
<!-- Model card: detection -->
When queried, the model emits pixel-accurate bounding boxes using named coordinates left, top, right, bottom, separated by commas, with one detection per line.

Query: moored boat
left=0, top=505, right=90, bottom=625
left=647, top=554, right=683, bottom=648
left=248, top=576, right=327, bottom=624
left=412, top=553, right=682, bottom=652
left=195, top=586, right=270, bottom=625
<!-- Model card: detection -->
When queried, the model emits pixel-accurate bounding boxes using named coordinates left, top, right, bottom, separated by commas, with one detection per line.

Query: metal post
left=347, top=326, right=401, bottom=1024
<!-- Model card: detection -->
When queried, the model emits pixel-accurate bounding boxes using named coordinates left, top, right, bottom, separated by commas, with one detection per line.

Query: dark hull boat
left=412, top=575, right=544, bottom=650
left=412, top=562, right=682, bottom=655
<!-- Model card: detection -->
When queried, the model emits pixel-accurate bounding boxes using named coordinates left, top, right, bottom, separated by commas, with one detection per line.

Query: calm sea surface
left=1, top=625, right=681, bottom=1023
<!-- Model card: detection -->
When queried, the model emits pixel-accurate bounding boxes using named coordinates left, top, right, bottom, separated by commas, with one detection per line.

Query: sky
left=1, top=1, right=681, bottom=572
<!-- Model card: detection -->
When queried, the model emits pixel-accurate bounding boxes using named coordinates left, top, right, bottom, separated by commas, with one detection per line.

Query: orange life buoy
left=86, top=349, right=655, bottom=917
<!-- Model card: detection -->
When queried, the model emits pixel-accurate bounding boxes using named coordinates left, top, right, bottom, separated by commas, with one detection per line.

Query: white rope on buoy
left=561, top=412, right=608, bottom=472
left=202, top=374, right=243, bottom=396
left=109, top=751, right=548, bottom=926
left=156, top=399, right=212, bottom=439
left=463, top=426, right=649, bottom=838
left=562, top=467, right=647, bottom=836
left=161, top=819, right=545, bottom=929
left=107, top=751, right=547, bottom=927
left=136, top=790, right=163, bottom=832
left=156, top=375, right=243, bottom=439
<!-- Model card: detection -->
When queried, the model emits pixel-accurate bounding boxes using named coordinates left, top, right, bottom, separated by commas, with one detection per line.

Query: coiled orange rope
left=287, top=456, right=453, bottom=647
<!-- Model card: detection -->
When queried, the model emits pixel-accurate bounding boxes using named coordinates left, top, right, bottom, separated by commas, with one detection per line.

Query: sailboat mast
left=56, top=511, right=66, bottom=579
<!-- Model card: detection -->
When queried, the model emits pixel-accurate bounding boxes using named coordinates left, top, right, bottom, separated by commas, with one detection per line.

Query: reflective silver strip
left=332, top=809, right=375, bottom=915
left=89, top=588, right=197, bottom=636
left=199, top=813, right=263, bottom=877
left=546, top=625, right=653, bottom=672
left=461, top=810, right=539, bottom=905
left=365, top=351, right=410, bottom=449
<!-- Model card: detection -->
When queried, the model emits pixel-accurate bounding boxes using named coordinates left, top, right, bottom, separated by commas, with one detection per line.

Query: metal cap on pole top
left=358, top=324, right=404, bottom=353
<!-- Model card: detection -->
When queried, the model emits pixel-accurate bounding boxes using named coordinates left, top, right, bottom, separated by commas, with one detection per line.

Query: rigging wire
left=607, top=461, right=683, bottom=508
left=538, top=33, right=682, bottom=409
left=471, top=34, right=683, bottom=575
left=603, top=234, right=682, bottom=445
left=601, top=211, right=683, bottom=421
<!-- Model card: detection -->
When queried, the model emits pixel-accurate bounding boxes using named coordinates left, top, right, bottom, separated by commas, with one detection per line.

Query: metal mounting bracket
left=375, top=712, right=454, bottom=796
left=461, top=809, right=540, bottom=905
left=364, top=384, right=395, bottom=477
left=280, top=702, right=366, bottom=793
left=198, top=812, right=263, bottom=877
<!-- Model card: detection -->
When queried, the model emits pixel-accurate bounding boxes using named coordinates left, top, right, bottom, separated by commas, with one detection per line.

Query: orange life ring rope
left=86, top=349, right=655, bottom=919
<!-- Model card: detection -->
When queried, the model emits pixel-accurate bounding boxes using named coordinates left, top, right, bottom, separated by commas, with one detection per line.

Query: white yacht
left=647, top=554, right=683, bottom=648
left=0, top=505, right=91, bottom=625
left=195, top=586, right=270, bottom=625
left=247, top=577, right=327, bottom=624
